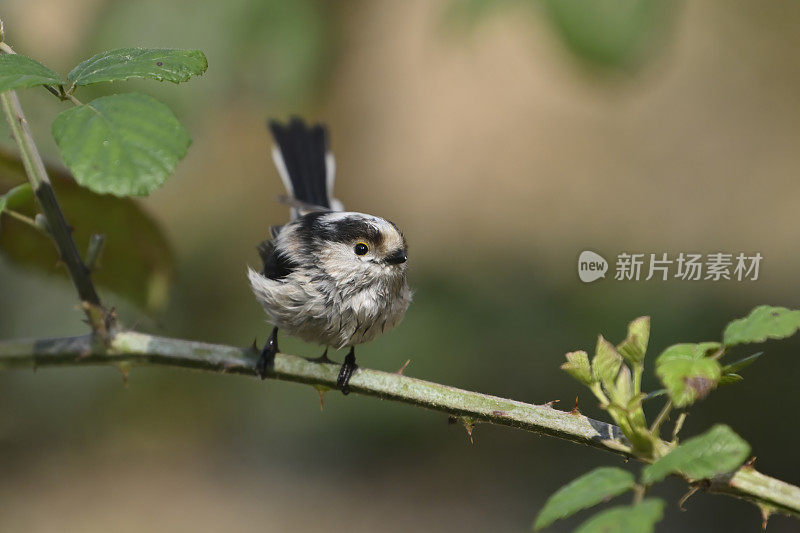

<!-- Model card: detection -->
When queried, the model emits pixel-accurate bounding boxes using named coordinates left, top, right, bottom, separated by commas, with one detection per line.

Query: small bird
left=248, top=118, right=412, bottom=394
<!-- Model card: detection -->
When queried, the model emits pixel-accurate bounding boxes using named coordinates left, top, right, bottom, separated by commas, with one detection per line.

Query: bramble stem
left=0, top=331, right=797, bottom=518
left=0, top=41, right=105, bottom=330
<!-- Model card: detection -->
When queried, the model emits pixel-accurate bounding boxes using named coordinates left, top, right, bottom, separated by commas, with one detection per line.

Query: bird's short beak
left=385, top=249, right=407, bottom=265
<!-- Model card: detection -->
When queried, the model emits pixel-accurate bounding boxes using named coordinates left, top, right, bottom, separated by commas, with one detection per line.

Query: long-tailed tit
left=248, top=118, right=411, bottom=394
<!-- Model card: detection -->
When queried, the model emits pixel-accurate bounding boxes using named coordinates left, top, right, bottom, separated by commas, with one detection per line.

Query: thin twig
left=1, top=208, right=41, bottom=231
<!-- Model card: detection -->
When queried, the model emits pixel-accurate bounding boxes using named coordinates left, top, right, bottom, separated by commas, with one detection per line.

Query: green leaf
left=0, top=146, right=174, bottom=312
left=642, top=425, right=750, bottom=485
left=561, top=350, right=594, bottom=386
left=51, top=93, right=191, bottom=197
left=0, top=53, right=63, bottom=93
left=592, top=335, right=623, bottom=390
left=719, top=352, right=763, bottom=387
left=533, top=467, right=636, bottom=530
left=723, top=306, right=800, bottom=347
left=574, top=499, right=665, bottom=533
left=617, top=316, right=650, bottom=365
left=655, top=343, right=722, bottom=407
left=719, top=373, right=743, bottom=386
left=0, top=183, right=33, bottom=213
left=722, top=352, right=763, bottom=375
left=67, top=48, right=208, bottom=86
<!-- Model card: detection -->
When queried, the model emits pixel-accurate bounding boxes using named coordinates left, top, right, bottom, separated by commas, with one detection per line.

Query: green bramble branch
left=1, top=20, right=800, bottom=533
left=0, top=317, right=798, bottom=532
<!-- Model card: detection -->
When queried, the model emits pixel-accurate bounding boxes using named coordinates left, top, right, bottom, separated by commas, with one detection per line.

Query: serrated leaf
left=67, top=48, right=208, bottom=86
left=51, top=93, right=190, bottom=197
left=574, top=499, right=665, bottom=533
left=655, top=343, right=722, bottom=407
left=723, top=306, right=800, bottom=346
left=0, top=53, right=63, bottom=93
left=642, top=425, right=750, bottom=485
left=0, top=183, right=32, bottom=214
left=561, top=350, right=594, bottom=386
left=593, top=335, right=623, bottom=390
left=0, top=146, right=173, bottom=312
left=617, top=316, right=650, bottom=365
left=533, top=467, right=636, bottom=530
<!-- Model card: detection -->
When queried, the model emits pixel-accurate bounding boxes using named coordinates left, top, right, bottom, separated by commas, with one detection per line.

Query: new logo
left=578, top=251, right=608, bottom=283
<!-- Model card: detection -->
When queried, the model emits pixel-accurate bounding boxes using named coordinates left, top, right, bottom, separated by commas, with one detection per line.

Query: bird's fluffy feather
left=249, top=212, right=410, bottom=348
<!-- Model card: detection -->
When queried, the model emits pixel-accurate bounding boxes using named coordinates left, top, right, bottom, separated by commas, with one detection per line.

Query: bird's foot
left=336, top=348, right=358, bottom=395
left=256, top=327, right=279, bottom=379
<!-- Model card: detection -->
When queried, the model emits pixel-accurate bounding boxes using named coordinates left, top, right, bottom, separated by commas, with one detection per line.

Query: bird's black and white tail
left=268, top=118, right=341, bottom=219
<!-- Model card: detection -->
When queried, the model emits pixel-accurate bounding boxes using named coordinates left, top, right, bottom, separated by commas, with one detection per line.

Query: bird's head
left=299, top=212, right=408, bottom=283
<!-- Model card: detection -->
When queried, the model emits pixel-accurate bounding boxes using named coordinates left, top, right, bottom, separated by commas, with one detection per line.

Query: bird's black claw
left=256, top=327, right=279, bottom=379
left=336, top=348, right=358, bottom=395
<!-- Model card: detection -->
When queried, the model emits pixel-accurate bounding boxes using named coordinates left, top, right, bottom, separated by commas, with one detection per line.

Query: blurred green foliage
left=445, top=0, right=675, bottom=72
left=85, top=0, right=334, bottom=109
left=0, top=148, right=173, bottom=312
left=543, top=0, right=674, bottom=71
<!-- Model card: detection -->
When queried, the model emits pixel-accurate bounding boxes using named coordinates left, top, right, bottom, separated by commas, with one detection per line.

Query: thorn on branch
left=448, top=416, right=477, bottom=444
left=570, top=396, right=581, bottom=415
left=759, top=504, right=773, bottom=530
left=395, top=359, right=411, bottom=375
left=313, top=385, right=330, bottom=411
left=248, top=338, right=259, bottom=355
left=464, top=424, right=475, bottom=444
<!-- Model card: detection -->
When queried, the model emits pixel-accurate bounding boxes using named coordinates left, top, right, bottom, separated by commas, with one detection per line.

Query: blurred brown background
left=1, top=0, right=799, bottom=531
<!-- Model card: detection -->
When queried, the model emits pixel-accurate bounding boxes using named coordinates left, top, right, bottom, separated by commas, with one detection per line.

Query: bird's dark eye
left=354, top=242, right=369, bottom=255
